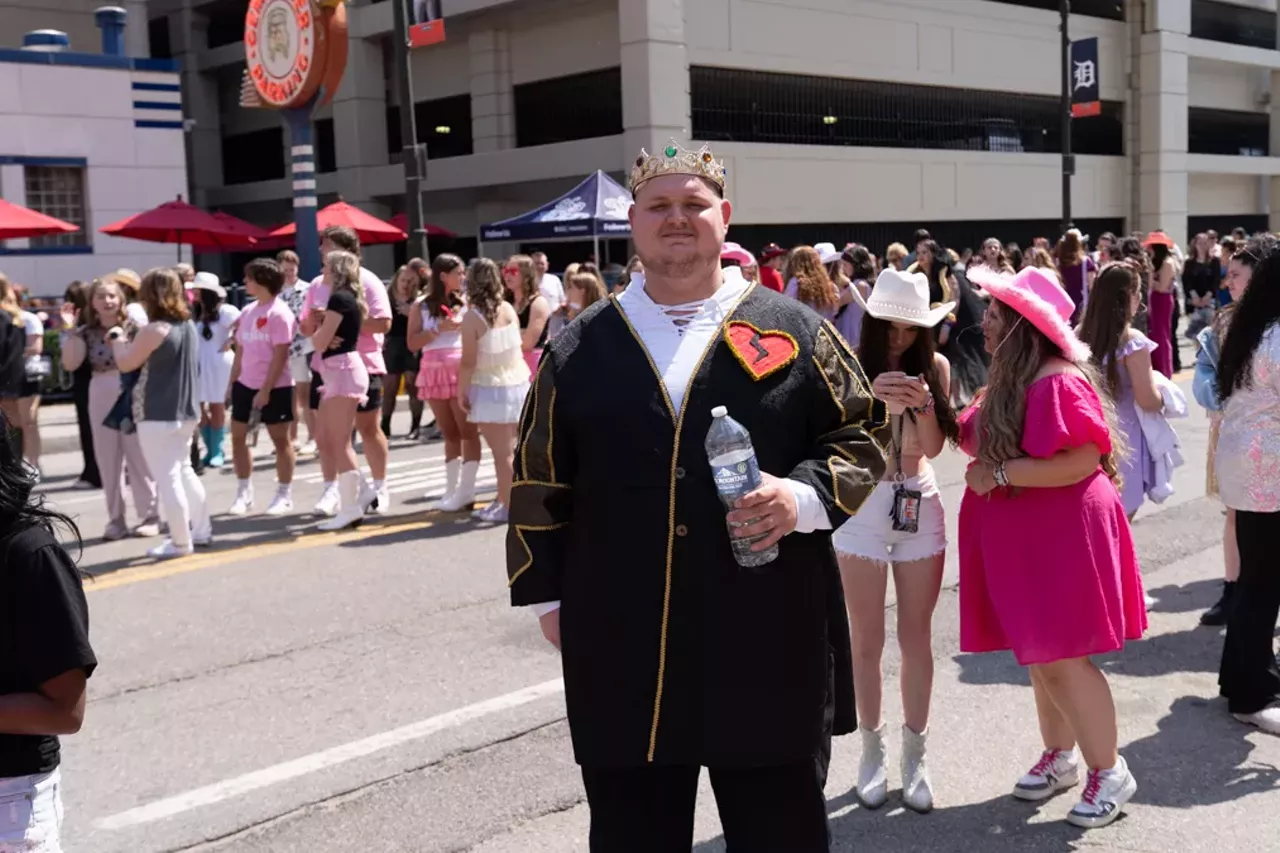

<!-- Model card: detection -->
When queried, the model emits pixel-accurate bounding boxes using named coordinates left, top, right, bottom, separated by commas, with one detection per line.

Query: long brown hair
left=85, top=279, right=127, bottom=330
left=506, top=254, right=539, bottom=307
left=856, top=317, right=960, bottom=445
left=979, top=299, right=1123, bottom=484
left=139, top=267, right=190, bottom=322
left=1078, top=261, right=1141, bottom=398
left=422, top=253, right=464, bottom=320
left=1054, top=229, right=1086, bottom=269
left=566, top=271, right=606, bottom=314
left=785, top=246, right=838, bottom=311
left=467, top=258, right=506, bottom=325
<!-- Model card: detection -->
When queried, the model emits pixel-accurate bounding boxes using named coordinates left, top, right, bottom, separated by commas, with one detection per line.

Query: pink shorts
left=417, top=347, right=461, bottom=401
left=317, top=352, right=369, bottom=405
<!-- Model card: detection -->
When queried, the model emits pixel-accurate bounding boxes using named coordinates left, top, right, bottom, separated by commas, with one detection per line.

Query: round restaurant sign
left=244, top=0, right=325, bottom=109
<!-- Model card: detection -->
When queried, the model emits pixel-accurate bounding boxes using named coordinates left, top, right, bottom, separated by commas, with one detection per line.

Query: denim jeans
left=0, top=769, right=62, bottom=852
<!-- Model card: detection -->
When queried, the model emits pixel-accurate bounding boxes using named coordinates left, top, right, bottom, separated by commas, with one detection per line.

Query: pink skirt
left=317, top=353, right=369, bottom=405
left=417, top=347, right=461, bottom=401
left=523, top=348, right=543, bottom=374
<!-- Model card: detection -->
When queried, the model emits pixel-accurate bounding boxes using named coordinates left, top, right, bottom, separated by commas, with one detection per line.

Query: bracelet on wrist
left=913, top=392, right=935, bottom=417
left=993, top=461, right=1009, bottom=488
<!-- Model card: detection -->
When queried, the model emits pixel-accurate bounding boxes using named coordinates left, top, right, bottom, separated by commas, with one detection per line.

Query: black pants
left=1171, top=303, right=1182, bottom=372
left=581, top=761, right=829, bottom=853
left=72, top=371, right=100, bottom=486
left=1219, top=509, right=1280, bottom=714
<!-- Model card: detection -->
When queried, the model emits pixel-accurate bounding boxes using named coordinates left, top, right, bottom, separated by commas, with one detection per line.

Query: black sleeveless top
left=518, top=299, right=549, bottom=350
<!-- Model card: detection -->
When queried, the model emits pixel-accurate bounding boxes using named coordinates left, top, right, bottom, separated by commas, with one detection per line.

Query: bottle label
left=711, top=456, right=762, bottom=500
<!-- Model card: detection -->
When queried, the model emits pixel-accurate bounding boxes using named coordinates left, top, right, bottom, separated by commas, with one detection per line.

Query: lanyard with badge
left=889, top=413, right=922, bottom=533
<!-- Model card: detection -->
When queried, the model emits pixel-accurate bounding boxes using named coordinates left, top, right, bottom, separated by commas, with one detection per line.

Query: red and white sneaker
left=1066, top=756, right=1137, bottom=829
left=1012, top=748, right=1079, bottom=801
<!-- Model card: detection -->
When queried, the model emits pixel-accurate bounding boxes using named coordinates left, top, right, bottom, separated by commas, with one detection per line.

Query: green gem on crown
left=664, top=146, right=678, bottom=157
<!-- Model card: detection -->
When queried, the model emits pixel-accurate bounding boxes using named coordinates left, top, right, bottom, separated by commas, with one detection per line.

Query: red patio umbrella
left=388, top=213, right=457, bottom=239
left=0, top=198, right=79, bottom=240
left=100, top=196, right=248, bottom=259
left=267, top=200, right=406, bottom=246
left=211, top=211, right=276, bottom=249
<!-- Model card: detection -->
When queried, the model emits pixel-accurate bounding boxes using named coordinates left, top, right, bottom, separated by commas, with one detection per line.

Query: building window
left=206, top=0, right=250, bottom=49
left=385, top=95, right=474, bottom=160
left=222, top=128, right=285, bottom=184
left=148, top=17, right=172, bottom=59
left=1191, top=0, right=1276, bottom=50
left=24, top=166, right=88, bottom=249
left=315, top=118, right=337, bottom=173
left=691, top=67, right=1124, bottom=156
left=982, top=0, right=1124, bottom=19
left=1188, top=108, right=1269, bottom=157
left=514, top=68, right=623, bottom=148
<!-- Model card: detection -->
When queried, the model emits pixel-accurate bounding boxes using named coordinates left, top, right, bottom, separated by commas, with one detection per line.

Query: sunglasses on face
left=503, top=266, right=519, bottom=274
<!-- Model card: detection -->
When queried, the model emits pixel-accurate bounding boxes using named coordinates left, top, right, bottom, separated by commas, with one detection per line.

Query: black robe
left=507, top=284, right=886, bottom=769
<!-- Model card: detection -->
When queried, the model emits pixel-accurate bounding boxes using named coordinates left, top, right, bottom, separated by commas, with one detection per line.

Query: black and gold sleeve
left=506, top=354, right=575, bottom=606
left=790, top=321, right=888, bottom=527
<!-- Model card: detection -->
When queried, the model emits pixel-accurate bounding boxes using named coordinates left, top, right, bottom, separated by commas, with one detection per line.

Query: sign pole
left=1060, top=0, right=1073, bottom=235
left=392, top=0, right=430, bottom=262
left=286, top=106, right=321, bottom=280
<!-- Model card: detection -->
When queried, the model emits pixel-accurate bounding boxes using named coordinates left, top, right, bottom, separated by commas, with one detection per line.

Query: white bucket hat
left=852, top=268, right=956, bottom=328
left=191, top=271, right=226, bottom=298
left=814, top=242, right=841, bottom=265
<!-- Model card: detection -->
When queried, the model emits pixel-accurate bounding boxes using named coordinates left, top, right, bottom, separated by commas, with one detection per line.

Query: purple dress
left=1147, top=288, right=1175, bottom=379
left=1108, top=332, right=1157, bottom=515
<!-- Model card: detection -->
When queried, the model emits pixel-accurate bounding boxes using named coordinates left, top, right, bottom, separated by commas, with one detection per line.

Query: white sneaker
left=192, top=531, right=214, bottom=548
left=900, top=725, right=933, bottom=814
left=133, top=520, right=161, bottom=538
left=472, top=502, right=508, bottom=523
left=313, top=484, right=339, bottom=517
left=148, top=540, right=194, bottom=559
left=296, top=440, right=318, bottom=457
left=264, top=493, right=294, bottom=517
left=1066, top=757, right=1137, bottom=829
left=1233, top=704, right=1280, bottom=735
left=1013, top=748, right=1080, bottom=801
left=228, top=491, right=254, bottom=517
left=856, top=725, right=888, bottom=810
left=1144, top=592, right=1157, bottom=610
left=369, top=485, right=391, bottom=515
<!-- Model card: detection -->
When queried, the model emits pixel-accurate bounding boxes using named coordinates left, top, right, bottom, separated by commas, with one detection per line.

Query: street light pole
left=392, top=0, right=430, bottom=261
left=1060, top=0, right=1074, bottom=235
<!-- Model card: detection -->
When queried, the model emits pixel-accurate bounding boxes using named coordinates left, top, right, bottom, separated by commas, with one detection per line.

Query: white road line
left=95, top=678, right=565, bottom=830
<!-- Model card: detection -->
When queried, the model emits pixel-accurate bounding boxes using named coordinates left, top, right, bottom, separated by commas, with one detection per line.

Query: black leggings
left=1219, top=509, right=1280, bottom=714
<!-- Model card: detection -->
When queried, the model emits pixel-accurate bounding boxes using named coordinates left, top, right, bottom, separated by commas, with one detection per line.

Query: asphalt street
left=30, top=369, right=1280, bottom=853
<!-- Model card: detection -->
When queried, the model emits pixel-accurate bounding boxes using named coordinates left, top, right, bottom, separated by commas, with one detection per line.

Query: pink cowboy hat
left=966, top=265, right=1091, bottom=362
left=721, top=242, right=757, bottom=266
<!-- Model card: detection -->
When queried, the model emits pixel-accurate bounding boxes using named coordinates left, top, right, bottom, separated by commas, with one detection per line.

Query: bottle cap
left=711, top=406, right=728, bottom=418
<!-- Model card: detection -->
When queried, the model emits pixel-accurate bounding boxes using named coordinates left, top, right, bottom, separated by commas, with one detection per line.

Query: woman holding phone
left=835, top=268, right=958, bottom=814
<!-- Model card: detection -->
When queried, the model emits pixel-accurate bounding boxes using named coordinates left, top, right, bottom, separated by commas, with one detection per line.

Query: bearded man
left=506, top=143, right=885, bottom=852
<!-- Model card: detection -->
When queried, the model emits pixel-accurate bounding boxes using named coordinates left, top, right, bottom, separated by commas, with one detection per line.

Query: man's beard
left=637, top=242, right=717, bottom=280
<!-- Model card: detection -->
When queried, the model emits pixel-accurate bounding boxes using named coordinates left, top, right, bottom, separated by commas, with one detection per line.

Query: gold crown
left=629, top=141, right=726, bottom=194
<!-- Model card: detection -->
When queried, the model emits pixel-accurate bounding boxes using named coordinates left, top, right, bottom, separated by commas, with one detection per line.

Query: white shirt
left=125, top=302, right=148, bottom=326
left=531, top=268, right=830, bottom=618
left=538, top=273, right=564, bottom=307
left=20, top=311, right=43, bottom=375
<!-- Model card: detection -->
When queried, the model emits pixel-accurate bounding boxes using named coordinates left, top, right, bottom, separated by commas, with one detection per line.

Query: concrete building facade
left=0, top=5, right=188, bottom=295
left=145, top=0, right=1280, bottom=271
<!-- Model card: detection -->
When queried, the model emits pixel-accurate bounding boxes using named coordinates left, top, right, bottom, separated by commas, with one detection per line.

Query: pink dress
left=958, top=374, right=1147, bottom=665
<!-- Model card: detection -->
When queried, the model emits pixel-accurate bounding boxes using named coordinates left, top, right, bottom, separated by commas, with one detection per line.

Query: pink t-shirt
left=236, top=297, right=296, bottom=390
left=305, top=267, right=391, bottom=375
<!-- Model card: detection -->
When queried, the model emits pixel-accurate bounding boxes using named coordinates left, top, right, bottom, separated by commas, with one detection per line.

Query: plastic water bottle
left=706, top=406, right=779, bottom=568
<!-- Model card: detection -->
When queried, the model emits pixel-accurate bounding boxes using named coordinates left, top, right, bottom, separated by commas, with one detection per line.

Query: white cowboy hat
left=191, top=271, right=226, bottom=298
left=852, top=268, right=957, bottom=328
left=814, top=242, right=841, bottom=265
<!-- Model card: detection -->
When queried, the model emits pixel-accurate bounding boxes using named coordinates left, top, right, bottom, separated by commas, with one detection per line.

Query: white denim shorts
left=0, top=768, right=62, bottom=853
left=832, top=475, right=947, bottom=566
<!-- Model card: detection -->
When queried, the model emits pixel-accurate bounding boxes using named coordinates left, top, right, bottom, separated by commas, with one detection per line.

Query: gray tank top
left=132, top=320, right=198, bottom=423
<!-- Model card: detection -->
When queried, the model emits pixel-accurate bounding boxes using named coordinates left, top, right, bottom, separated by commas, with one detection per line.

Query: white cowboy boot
left=433, top=458, right=461, bottom=506
left=901, top=725, right=934, bottom=813
left=318, top=471, right=365, bottom=531
left=856, top=724, right=889, bottom=809
left=439, top=460, right=478, bottom=512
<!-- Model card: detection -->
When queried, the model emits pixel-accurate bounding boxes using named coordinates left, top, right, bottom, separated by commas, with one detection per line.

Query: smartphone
left=440, top=305, right=454, bottom=319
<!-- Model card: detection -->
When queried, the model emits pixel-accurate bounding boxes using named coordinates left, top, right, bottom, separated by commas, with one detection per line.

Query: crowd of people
left=1, top=134, right=1277, bottom=848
